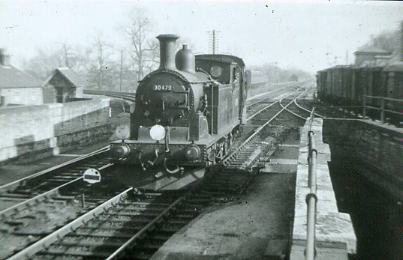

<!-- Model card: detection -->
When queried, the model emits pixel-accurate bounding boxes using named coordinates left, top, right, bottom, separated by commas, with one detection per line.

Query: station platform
left=0, top=141, right=109, bottom=186
left=151, top=119, right=356, bottom=260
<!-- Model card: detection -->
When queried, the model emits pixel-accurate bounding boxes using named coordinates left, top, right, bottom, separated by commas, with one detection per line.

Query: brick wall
left=0, top=98, right=111, bottom=163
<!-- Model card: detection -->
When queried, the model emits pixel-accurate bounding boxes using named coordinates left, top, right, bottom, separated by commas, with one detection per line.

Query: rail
left=7, top=187, right=134, bottom=260
left=223, top=91, right=304, bottom=166
left=0, top=146, right=112, bottom=221
left=305, top=108, right=318, bottom=260
left=0, top=146, right=110, bottom=193
left=106, top=195, right=187, bottom=260
left=362, top=95, right=403, bottom=123
left=294, top=99, right=325, bottom=119
left=83, top=89, right=136, bottom=101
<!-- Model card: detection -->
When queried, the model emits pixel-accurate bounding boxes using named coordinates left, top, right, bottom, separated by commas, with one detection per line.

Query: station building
left=0, top=49, right=55, bottom=106
left=354, top=47, right=391, bottom=67
left=44, top=67, right=88, bottom=103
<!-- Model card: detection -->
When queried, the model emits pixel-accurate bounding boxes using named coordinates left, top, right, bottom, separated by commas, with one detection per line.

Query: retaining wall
left=0, top=98, right=111, bottom=163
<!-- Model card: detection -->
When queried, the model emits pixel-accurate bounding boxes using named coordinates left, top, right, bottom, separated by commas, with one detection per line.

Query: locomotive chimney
left=157, top=34, right=179, bottom=70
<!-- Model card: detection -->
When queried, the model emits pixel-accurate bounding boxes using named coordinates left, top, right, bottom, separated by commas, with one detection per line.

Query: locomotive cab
left=196, top=55, right=249, bottom=125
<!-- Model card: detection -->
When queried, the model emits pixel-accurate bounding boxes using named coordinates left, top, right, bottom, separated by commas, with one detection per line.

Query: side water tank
left=175, top=44, right=195, bottom=73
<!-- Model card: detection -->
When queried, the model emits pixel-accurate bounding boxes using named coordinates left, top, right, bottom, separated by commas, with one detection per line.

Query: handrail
left=363, top=95, right=403, bottom=123
left=363, top=95, right=403, bottom=103
left=306, top=109, right=318, bottom=260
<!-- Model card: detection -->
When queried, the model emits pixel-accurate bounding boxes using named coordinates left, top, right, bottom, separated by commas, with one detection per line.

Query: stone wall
left=323, top=119, right=403, bottom=199
left=1, top=87, right=43, bottom=105
left=0, top=98, right=111, bottom=163
left=0, top=86, right=55, bottom=106
left=323, top=119, right=402, bottom=258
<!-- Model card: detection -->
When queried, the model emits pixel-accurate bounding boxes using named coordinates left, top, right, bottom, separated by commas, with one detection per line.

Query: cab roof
left=195, top=54, right=245, bottom=68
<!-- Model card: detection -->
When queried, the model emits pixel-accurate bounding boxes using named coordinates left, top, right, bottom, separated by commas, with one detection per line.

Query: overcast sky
left=0, top=0, right=402, bottom=72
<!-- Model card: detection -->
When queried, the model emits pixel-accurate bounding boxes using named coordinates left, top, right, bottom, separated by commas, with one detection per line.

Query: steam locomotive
left=110, top=34, right=250, bottom=173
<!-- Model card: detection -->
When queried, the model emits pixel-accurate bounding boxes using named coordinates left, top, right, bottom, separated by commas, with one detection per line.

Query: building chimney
left=401, top=21, right=403, bottom=61
left=0, top=49, right=4, bottom=65
left=0, top=49, right=10, bottom=66
left=157, top=34, right=179, bottom=70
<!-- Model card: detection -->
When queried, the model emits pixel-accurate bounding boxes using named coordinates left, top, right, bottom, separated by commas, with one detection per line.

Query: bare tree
left=88, top=33, right=115, bottom=89
left=23, top=42, right=92, bottom=80
left=361, top=30, right=400, bottom=58
left=23, top=46, right=65, bottom=79
left=143, top=39, right=159, bottom=74
left=124, top=9, right=159, bottom=79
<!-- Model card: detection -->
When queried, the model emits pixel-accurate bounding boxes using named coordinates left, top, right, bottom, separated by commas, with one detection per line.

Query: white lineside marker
left=83, top=168, right=101, bottom=184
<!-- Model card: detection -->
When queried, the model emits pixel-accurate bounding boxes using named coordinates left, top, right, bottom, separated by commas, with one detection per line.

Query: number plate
left=154, top=85, right=172, bottom=91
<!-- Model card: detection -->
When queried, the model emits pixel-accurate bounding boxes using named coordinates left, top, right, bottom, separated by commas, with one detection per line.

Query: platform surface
left=151, top=171, right=297, bottom=260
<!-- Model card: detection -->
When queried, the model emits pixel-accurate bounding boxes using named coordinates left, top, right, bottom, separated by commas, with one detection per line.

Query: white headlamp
left=150, top=124, right=166, bottom=141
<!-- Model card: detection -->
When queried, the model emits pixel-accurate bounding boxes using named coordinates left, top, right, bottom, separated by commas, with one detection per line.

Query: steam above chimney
left=157, top=34, right=179, bottom=70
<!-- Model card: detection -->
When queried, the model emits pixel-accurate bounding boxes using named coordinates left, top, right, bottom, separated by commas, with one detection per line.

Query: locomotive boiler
left=110, top=34, right=250, bottom=173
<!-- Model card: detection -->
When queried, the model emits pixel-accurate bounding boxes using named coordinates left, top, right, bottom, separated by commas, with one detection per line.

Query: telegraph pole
left=208, top=30, right=220, bottom=54
left=119, top=49, right=123, bottom=92
left=401, top=21, right=403, bottom=61
left=212, top=30, right=216, bottom=54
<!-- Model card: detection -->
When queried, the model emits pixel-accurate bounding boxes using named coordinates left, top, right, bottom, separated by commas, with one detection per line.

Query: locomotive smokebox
left=176, top=44, right=195, bottom=73
left=157, top=34, right=179, bottom=70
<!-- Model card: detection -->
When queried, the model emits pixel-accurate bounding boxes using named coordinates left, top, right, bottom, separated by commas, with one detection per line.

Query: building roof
left=354, top=46, right=391, bottom=55
left=46, top=67, right=87, bottom=88
left=0, top=65, right=43, bottom=88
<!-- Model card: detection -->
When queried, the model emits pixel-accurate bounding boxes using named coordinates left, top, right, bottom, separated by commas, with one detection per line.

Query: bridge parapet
left=290, top=118, right=356, bottom=260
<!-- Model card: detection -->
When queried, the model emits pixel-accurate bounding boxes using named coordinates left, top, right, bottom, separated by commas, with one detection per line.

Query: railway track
left=0, top=146, right=112, bottom=217
left=224, top=91, right=306, bottom=170
left=279, top=98, right=314, bottom=120
left=9, top=169, right=253, bottom=260
left=283, top=94, right=359, bottom=120
left=0, top=146, right=126, bottom=259
left=294, top=99, right=325, bottom=118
